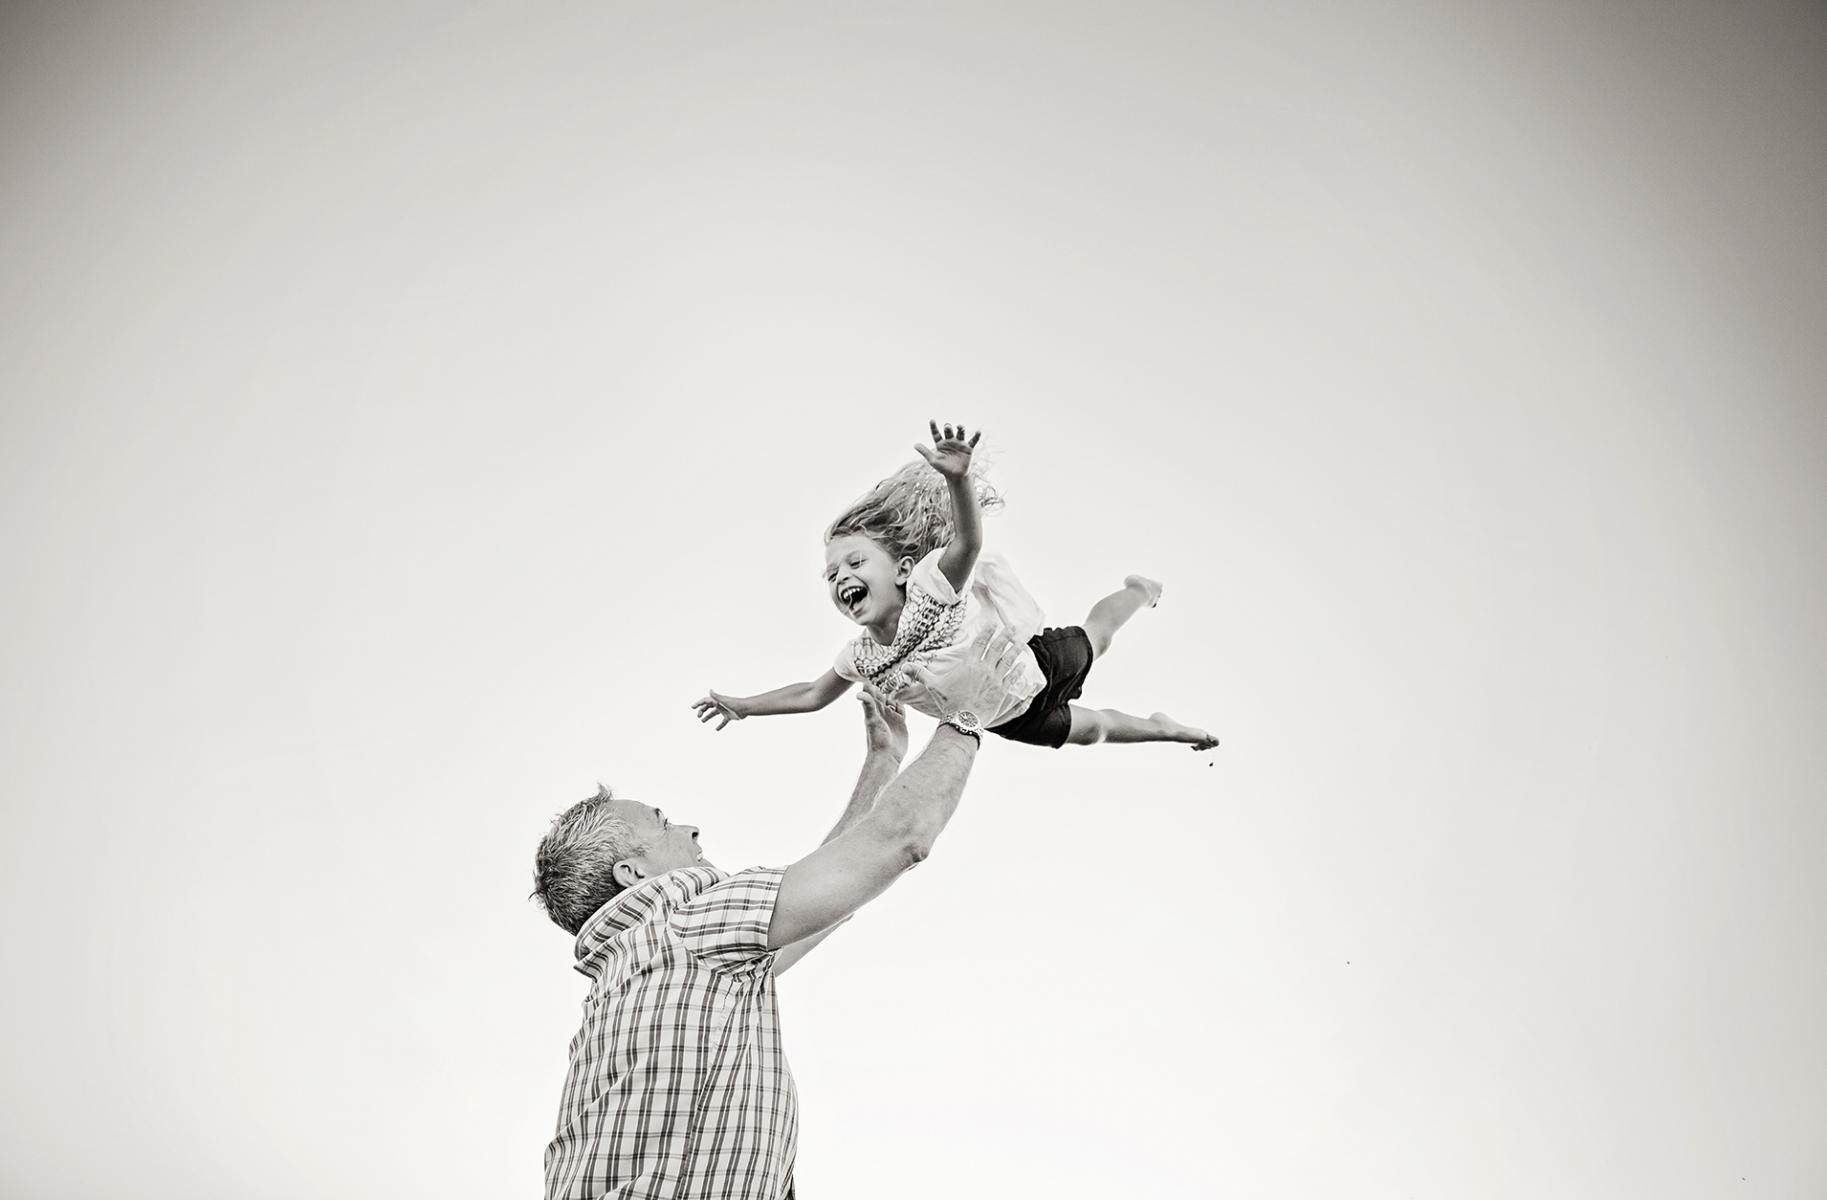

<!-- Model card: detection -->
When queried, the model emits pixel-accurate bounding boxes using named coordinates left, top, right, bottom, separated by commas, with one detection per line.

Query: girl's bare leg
left=1082, top=575, right=1164, bottom=658
left=1065, top=704, right=1218, bottom=750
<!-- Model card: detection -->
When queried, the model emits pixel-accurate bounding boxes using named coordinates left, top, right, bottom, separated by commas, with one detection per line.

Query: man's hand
left=691, top=691, right=749, bottom=730
left=859, top=687, right=909, bottom=762
left=906, top=625, right=1028, bottom=733
left=914, top=420, right=981, bottom=479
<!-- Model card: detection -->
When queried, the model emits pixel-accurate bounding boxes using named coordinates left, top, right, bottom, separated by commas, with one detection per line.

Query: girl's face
left=824, top=534, right=912, bottom=627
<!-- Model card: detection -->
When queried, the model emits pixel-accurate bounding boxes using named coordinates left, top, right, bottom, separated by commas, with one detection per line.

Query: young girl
left=692, top=422, right=1218, bottom=750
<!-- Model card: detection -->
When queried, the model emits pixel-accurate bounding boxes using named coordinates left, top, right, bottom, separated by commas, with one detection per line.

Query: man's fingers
left=993, top=635, right=1026, bottom=681
left=973, top=626, right=1014, bottom=665
left=968, top=624, right=998, bottom=660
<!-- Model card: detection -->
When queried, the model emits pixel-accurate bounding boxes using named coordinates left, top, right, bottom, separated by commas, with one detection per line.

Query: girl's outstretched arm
left=916, top=420, right=984, bottom=592
left=693, top=670, right=854, bottom=730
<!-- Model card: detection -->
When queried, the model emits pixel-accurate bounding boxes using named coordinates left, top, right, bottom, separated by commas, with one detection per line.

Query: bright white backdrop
left=2, top=3, right=1824, bottom=1197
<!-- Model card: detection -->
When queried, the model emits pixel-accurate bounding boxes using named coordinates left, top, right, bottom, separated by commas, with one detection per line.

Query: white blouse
left=833, top=549, right=1048, bottom=726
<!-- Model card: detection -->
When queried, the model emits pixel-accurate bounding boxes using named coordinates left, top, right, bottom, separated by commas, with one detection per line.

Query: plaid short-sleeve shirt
left=545, top=866, right=796, bottom=1200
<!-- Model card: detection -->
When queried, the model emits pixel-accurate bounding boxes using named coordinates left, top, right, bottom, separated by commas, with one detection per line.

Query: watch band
left=940, top=710, right=984, bottom=741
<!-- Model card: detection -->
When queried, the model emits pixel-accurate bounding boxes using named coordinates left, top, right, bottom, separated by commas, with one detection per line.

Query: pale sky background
left=3, top=3, right=1825, bottom=1198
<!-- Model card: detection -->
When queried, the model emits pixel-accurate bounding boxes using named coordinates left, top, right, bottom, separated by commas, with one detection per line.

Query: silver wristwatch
left=940, top=709, right=984, bottom=741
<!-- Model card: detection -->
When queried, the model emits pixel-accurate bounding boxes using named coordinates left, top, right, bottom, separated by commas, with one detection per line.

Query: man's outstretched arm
left=771, top=690, right=906, bottom=977
left=766, top=627, right=1025, bottom=954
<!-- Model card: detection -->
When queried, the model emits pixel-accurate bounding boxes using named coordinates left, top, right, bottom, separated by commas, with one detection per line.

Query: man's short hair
left=531, top=784, right=653, bottom=935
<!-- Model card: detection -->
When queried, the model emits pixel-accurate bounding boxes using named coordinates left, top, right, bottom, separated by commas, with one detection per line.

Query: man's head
left=531, top=785, right=707, bottom=934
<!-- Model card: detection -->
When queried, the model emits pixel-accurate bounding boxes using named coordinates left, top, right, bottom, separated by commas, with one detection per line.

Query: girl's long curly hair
left=825, top=460, right=1003, bottom=563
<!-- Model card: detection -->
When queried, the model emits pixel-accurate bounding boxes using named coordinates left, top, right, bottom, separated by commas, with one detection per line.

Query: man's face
left=610, top=798, right=710, bottom=888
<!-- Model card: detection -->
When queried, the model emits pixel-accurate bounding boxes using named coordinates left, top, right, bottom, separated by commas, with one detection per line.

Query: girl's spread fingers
left=929, top=419, right=941, bottom=442
left=968, top=431, right=981, bottom=447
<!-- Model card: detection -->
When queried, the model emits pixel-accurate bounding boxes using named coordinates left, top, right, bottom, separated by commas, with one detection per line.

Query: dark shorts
left=988, top=626, right=1095, bottom=749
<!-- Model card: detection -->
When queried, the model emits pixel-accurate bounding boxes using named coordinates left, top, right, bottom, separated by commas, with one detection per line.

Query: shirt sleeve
left=908, top=547, right=964, bottom=605
left=668, top=867, right=787, bottom=974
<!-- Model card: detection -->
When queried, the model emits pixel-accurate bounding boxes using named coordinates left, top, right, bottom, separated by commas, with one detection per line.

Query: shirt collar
left=572, top=865, right=728, bottom=962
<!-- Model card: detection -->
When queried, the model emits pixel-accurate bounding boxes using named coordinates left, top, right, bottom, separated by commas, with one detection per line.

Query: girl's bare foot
left=1124, top=575, right=1164, bottom=608
left=1151, top=711, right=1219, bottom=751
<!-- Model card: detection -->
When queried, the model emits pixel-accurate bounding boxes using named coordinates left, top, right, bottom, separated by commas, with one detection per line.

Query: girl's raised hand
left=915, top=420, right=981, bottom=478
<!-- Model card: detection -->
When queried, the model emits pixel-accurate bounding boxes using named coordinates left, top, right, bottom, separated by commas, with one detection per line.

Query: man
left=532, top=627, right=1028, bottom=1199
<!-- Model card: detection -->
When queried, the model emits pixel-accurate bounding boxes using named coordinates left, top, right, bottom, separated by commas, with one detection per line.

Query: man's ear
left=612, top=859, right=648, bottom=890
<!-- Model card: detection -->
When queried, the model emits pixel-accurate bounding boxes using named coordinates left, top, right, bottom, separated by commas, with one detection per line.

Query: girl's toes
left=1124, top=574, right=1164, bottom=608
left=1170, top=720, right=1219, bottom=751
